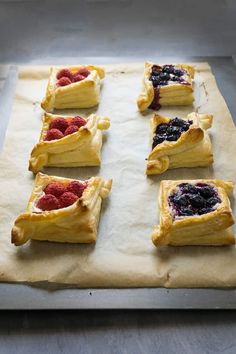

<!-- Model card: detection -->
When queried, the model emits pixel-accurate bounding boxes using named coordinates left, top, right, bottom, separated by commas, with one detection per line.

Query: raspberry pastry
left=152, top=180, right=235, bottom=247
left=41, top=65, right=105, bottom=111
left=11, top=173, right=112, bottom=246
left=137, top=62, right=194, bottom=111
left=146, top=112, right=213, bottom=175
left=29, top=113, right=110, bottom=173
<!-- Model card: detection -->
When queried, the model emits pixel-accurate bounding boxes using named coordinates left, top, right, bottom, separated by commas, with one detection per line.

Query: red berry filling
left=44, top=116, right=87, bottom=141
left=57, top=77, right=72, bottom=86
left=64, top=125, right=79, bottom=136
left=49, top=117, right=69, bottom=133
left=56, top=67, right=91, bottom=87
left=71, top=116, right=87, bottom=128
left=44, top=182, right=66, bottom=198
left=36, top=180, right=87, bottom=211
left=36, top=194, right=61, bottom=211
left=44, top=129, right=64, bottom=141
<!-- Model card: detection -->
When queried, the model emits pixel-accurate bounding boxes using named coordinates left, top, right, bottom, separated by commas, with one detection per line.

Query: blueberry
left=173, top=69, right=184, bottom=77
left=198, top=207, right=213, bottom=215
left=150, top=76, right=161, bottom=87
left=171, top=117, right=188, bottom=128
left=156, top=123, right=168, bottom=135
left=152, top=65, right=162, bottom=74
left=179, top=183, right=199, bottom=195
left=152, top=135, right=165, bottom=148
left=189, top=195, right=206, bottom=208
left=159, top=81, right=168, bottom=86
left=166, top=134, right=180, bottom=141
left=167, top=125, right=181, bottom=134
left=198, top=186, right=215, bottom=199
left=163, top=65, right=175, bottom=74
left=207, top=197, right=221, bottom=207
left=179, top=207, right=194, bottom=216
left=173, top=195, right=189, bottom=207
left=171, top=76, right=179, bottom=82
left=159, top=72, right=170, bottom=81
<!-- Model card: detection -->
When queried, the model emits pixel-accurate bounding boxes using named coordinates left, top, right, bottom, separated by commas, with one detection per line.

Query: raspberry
left=76, top=67, right=90, bottom=78
left=49, top=117, right=69, bottom=133
left=73, top=74, right=85, bottom=82
left=44, top=129, right=64, bottom=141
left=56, top=68, right=73, bottom=81
left=64, top=125, right=79, bottom=136
left=57, top=77, right=72, bottom=86
left=70, top=116, right=87, bottom=128
left=44, top=182, right=66, bottom=198
left=36, top=194, right=60, bottom=211
left=59, top=192, right=78, bottom=208
left=66, top=180, right=87, bottom=198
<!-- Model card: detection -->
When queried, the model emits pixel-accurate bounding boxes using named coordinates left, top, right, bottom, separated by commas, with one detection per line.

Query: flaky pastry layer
left=137, top=61, right=194, bottom=111
left=152, top=179, right=235, bottom=247
left=146, top=112, right=213, bottom=175
left=41, top=65, right=105, bottom=111
left=29, top=113, right=110, bottom=173
left=12, top=173, right=112, bottom=246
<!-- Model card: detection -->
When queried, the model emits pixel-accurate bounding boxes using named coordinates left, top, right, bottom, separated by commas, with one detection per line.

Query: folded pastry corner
left=11, top=172, right=112, bottom=246
left=152, top=179, right=235, bottom=247
left=137, top=62, right=194, bottom=111
left=146, top=112, right=213, bottom=175
left=41, top=65, right=105, bottom=111
left=29, top=113, right=110, bottom=173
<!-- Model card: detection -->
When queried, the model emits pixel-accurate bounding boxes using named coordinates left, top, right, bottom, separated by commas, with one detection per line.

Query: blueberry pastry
left=152, top=180, right=235, bottom=246
left=137, top=62, right=194, bottom=111
left=41, top=65, right=105, bottom=111
left=29, top=113, right=110, bottom=173
left=11, top=173, right=112, bottom=246
left=146, top=112, right=213, bottom=175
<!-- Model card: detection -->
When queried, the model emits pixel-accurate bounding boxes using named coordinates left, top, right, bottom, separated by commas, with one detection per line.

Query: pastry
left=41, top=65, right=105, bottom=111
left=11, top=172, right=112, bottom=246
left=152, top=179, right=235, bottom=247
left=29, top=113, right=110, bottom=173
left=146, top=112, right=213, bottom=175
left=137, top=62, right=194, bottom=111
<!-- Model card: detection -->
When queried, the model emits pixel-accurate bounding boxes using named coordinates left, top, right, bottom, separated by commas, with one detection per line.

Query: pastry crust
left=41, top=65, right=105, bottom=111
left=11, top=173, right=112, bottom=246
left=152, top=179, right=235, bottom=247
left=146, top=112, right=213, bottom=175
left=137, top=61, right=194, bottom=111
left=29, top=113, right=110, bottom=173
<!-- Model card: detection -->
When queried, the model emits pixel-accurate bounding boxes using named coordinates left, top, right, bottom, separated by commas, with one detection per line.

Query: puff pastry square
left=137, top=62, right=194, bottom=111
left=152, top=179, right=235, bottom=247
left=12, top=173, right=112, bottom=246
left=146, top=112, right=213, bottom=175
left=41, top=65, right=105, bottom=111
left=29, top=113, right=110, bottom=173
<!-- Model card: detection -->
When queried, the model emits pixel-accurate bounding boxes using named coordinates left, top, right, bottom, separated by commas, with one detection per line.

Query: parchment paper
left=0, top=62, right=235, bottom=288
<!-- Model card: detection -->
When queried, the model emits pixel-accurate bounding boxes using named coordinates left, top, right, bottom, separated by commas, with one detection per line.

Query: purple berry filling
left=148, top=64, right=190, bottom=110
left=168, top=183, right=221, bottom=219
left=152, top=117, right=192, bottom=149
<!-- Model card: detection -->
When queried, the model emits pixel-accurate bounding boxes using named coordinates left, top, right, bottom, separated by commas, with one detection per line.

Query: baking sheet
left=0, top=61, right=235, bottom=288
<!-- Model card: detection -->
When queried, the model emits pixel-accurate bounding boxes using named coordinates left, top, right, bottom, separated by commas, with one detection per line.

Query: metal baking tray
left=0, top=57, right=236, bottom=310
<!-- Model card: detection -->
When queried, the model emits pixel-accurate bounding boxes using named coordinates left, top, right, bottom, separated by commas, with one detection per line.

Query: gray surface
left=0, top=57, right=236, bottom=312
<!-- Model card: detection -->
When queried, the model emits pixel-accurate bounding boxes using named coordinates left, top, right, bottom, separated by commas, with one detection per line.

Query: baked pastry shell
left=11, top=173, right=112, bottom=246
left=29, top=112, right=110, bottom=173
left=41, top=65, right=105, bottom=111
left=152, top=179, right=235, bottom=247
left=137, top=61, right=195, bottom=111
left=146, top=112, right=213, bottom=175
